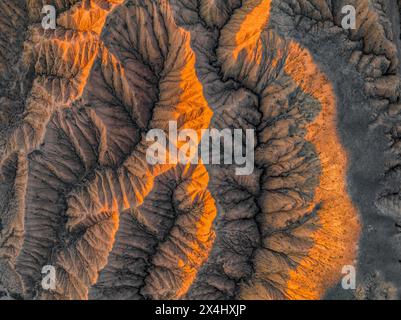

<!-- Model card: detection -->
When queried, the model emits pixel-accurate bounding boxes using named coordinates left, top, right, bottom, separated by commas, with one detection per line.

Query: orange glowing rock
left=6, top=0, right=400, bottom=301
left=284, top=42, right=360, bottom=300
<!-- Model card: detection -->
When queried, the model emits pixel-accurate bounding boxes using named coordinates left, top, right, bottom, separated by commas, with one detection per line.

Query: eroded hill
left=0, top=0, right=401, bottom=300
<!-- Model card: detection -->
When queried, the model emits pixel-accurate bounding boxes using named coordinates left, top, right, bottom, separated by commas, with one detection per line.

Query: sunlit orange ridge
left=232, top=0, right=360, bottom=299
left=94, top=1, right=216, bottom=299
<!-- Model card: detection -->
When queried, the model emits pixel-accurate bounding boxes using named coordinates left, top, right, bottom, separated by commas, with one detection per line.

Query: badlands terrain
left=0, top=0, right=401, bottom=300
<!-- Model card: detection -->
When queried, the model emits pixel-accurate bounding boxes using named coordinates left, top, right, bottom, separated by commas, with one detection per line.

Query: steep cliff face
left=0, top=0, right=400, bottom=300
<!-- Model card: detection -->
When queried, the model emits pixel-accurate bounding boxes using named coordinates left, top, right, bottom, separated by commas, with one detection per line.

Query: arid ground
left=0, top=0, right=401, bottom=300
